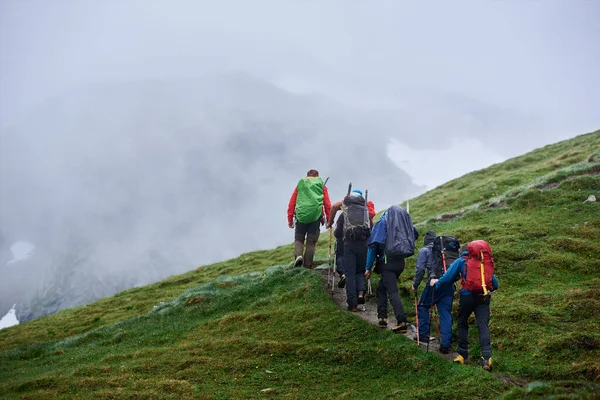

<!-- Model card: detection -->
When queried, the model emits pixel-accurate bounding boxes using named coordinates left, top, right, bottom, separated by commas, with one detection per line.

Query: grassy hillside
left=1, top=130, right=599, bottom=399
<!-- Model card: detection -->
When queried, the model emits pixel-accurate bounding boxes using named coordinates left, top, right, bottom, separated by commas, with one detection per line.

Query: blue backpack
left=384, top=205, right=416, bottom=258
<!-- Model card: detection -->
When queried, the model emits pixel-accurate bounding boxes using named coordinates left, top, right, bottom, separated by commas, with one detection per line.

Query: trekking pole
left=480, top=250, right=489, bottom=296
left=433, top=305, right=441, bottom=337
left=426, top=285, right=435, bottom=353
left=440, top=237, right=448, bottom=273
left=414, top=290, right=420, bottom=346
left=328, top=227, right=333, bottom=289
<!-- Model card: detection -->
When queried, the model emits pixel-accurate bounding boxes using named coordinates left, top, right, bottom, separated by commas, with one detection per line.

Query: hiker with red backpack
left=365, top=205, right=419, bottom=333
left=430, top=240, right=499, bottom=371
left=287, top=169, right=332, bottom=269
left=412, top=232, right=460, bottom=353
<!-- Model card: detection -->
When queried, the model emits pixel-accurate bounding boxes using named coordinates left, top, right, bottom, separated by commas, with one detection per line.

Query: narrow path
left=315, top=266, right=456, bottom=360
left=315, top=265, right=528, bottom=387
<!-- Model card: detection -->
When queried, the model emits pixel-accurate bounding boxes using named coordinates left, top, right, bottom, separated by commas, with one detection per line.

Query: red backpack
left=461, top=240, right=495, bottom=294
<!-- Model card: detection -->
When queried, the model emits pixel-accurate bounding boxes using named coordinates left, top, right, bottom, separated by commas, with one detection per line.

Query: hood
left=424, top=230, right=436, bottom=246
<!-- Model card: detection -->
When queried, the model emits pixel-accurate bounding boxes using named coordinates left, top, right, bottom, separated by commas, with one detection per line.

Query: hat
left=351, top=189, right=363, bottom=196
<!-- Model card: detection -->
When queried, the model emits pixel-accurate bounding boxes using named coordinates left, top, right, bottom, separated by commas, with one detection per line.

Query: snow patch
left=0, top=304, right=19, bottom=329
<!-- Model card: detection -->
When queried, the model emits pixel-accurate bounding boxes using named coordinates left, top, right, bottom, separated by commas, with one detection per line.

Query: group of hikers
left=287, top=169, right=498, bottom=372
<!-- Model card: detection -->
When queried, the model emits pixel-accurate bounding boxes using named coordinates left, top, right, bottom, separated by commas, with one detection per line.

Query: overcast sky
left=1, top=0, right=599, bottom=136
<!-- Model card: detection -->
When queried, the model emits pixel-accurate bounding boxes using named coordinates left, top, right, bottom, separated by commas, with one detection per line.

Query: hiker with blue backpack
left=365, top=205, right=419, bottom=333
left=412, top=232, right=461, bottom=353
left=287, top=169, right=332, bottom=269
left=430, top=240, right=499, bottom=371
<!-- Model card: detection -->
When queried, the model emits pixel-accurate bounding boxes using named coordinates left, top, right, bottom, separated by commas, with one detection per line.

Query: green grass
left=0, top=267, right=508, bottom=399
left=1, top=130, right=599, bottom=399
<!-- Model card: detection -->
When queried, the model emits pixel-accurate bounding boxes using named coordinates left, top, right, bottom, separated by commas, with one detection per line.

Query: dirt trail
left=315, top=265, right=528, bottom=387
left=315, top=266, right=457, bottom=361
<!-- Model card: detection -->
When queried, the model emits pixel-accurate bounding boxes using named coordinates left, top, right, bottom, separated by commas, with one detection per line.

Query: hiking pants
left=457, top=294, right=492, bottom=359
left=294, top=219, right=321, bottom=268
left=376, top=256, right=407, bottom=324
left=343, top=238, right=367, bottom=309
left=335, top=238, right=344, bottom=276
left=418, top=280, right=455, bottom=349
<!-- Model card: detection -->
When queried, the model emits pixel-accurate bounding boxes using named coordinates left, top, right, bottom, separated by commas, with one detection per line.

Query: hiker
left=412, top=231, right=458, bottom=353
left=287, top=169, right=332, bottom=269
left=365, top=205, right=419, bottom=333
left=326, top=189, right=371, bottom=311
left=430, top=240, right=499, bottom=371
left=328, top=195, right=375, bottom=289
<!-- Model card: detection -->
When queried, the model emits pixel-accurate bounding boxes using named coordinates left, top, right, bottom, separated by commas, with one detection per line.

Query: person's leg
left=383, top=257, right=407, bottom=326
left=294, top=222, right=308, bottom=263
left=418, top=283, right=433, bottom=342
left=457, top=294, right=475, bottom=362
left=435, top=285, right=455, bottom=351
left=335, top=238, right=344, bottom=276
left=376, top=278, right=388, bottom=321
left=343, top=240, right=359, bottom=309
left=355, top=240, right=367, bottom=303
left=303, top=220, right=321, bottom=268
left=474, top=296, right=492, bottom=360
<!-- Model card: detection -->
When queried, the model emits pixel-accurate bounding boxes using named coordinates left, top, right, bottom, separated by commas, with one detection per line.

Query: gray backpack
left=342, top=195, right=370, bottom=241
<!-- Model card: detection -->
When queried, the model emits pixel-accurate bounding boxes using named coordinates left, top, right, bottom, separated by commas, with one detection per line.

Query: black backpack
left=429, top=235, right=461, bottom=279
left=342, top=195, right=370, bottom=241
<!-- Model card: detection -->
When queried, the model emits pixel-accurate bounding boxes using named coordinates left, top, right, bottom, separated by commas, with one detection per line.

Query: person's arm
left=365, top=246, right=377, bottom=271
left=413, top=226, right=419, bottom=241
left=413, top=248, right=428, bottom=290
left=433, top=258, right=463, bottom=289
left=327, top=201, right=342, bottom=227
left=287, top=187, right=298, bottom=227
left=364, top=245, right=379, bottom=279
left=323, top=186, right=332, bottom=224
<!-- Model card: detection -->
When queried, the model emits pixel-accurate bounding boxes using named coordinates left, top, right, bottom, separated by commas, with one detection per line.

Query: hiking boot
left=293, top=256, right=303, bottom=267
left=453, top=355, right=466, bottom=365
left=439, top=347, right=450, bottom=354
left=337, top=274, right=346, bottom=288
left=392, top=323, right=408, bottom=334
left=347, top=306, right=358, bottom=313
left=358, top=292, right=365, bottom=304
left=481, top=357, right=493, bottom=372
left=378, top=318, right=388, bottom=328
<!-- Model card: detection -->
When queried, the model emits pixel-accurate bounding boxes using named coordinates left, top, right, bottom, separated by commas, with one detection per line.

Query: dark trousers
left=343, top=238, right=367, bottom=309
left=418, top=280, right=455, bottom=349
left=335, top=238, right=344, bottom=276
left=457, top=294, right=492, bottom=359
left=376, top=256, right=407, bottom=324
left=294, top=219, right=321, bottom=268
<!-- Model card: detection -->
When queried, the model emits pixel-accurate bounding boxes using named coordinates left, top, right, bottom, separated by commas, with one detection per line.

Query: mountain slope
left=1, top=130, right=599, bottom=399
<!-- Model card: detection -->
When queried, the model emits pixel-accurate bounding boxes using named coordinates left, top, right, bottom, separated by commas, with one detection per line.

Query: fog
left=0, top=0, right=598, bottom=321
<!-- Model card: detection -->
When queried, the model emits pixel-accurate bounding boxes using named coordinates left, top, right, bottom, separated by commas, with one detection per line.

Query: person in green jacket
left=287, top=170, right=332, bottom=269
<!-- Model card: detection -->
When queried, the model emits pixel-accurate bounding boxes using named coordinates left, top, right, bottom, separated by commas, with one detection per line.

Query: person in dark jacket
left=328, top=194, right=375, bottom=290
left=412, top=230, right=455, bottom=353
left=430, top=243, right=499, bottom=371
left=365, top=206, right=419, bottom=333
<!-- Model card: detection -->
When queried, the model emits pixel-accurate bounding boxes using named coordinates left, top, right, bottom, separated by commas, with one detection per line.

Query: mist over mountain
left=0, top=73, right=427, bottom=321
